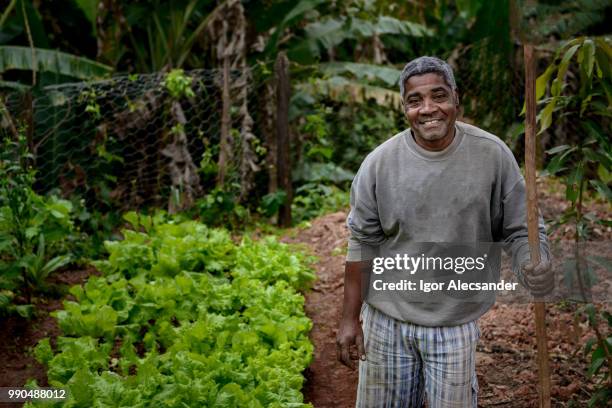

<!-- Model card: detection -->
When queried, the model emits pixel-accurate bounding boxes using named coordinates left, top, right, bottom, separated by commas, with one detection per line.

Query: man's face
left=403, top=73, right=458, bottom=150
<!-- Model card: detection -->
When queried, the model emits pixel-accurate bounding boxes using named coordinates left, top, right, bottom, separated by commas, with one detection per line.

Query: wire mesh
left=1, top=68, right=271, bottom=212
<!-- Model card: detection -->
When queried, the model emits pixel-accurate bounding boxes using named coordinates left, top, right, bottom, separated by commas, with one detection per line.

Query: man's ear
left=454, top=90, right=460, bottom=106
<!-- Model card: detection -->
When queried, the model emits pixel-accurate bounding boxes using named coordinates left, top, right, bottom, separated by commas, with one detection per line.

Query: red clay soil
left=285, top=179, right=611, bottom=408
left=283, top=212, right=358, bottom=408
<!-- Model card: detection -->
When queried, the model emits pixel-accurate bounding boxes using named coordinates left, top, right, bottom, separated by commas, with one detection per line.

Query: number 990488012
left=1, top=387, right=68, bottom=402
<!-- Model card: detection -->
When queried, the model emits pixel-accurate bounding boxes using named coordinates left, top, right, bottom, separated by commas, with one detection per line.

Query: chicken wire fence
left=0, top=68, right=273, bottom=213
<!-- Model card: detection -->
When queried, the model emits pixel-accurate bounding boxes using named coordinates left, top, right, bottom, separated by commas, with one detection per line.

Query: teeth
left=423, top=119, right=441, bottom=124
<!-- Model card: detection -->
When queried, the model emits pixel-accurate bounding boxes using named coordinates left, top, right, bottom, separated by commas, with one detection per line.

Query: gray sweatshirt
left=346, top=121, right=549, bottom=326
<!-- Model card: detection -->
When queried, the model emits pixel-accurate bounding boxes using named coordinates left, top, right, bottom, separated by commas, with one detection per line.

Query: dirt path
left=283, top=212, right=358, bottom=407
left=284, top=209, right=606, bottom=408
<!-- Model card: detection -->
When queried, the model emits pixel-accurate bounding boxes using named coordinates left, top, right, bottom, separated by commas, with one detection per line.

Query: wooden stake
left=24, top=90, right=34, bottom=154
left=275, top=52, right=292, bottom=227
left=217, top=23, right=231, bottom=188
left=524, top=43, right=551, bottom=408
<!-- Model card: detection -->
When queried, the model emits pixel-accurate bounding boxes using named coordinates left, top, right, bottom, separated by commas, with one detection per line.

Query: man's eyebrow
left=406, top=87, right=450, bottom=99
left=431, top=87, right=449, bottom=93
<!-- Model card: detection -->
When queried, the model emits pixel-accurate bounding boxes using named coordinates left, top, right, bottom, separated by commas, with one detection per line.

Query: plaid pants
left=356, top=304, right=480, bottom=408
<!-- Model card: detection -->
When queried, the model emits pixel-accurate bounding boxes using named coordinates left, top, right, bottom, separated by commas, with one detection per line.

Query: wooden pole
left=24, top=90, right=34, bottom=154
left=275, top=52, right=292, bottom=227
left=523, top=43, right=551, bottom=408
left=217, top=25, right=231, bottom=188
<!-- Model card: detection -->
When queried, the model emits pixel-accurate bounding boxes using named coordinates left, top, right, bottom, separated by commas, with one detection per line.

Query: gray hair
left=399, top=56, right=457, bottom=101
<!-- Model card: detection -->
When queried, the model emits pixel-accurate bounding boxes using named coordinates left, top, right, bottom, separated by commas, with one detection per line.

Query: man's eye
left=433, top=93, right=447, bottom=100
left=407, top=99, right=420, bottom=106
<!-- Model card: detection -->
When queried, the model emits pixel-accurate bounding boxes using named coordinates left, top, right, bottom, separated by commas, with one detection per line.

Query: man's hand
left=522, top=259, right=554, bottom=298
left=337, top=259, right=370, bottom=369
left=336, top=317, right=366, bottom=370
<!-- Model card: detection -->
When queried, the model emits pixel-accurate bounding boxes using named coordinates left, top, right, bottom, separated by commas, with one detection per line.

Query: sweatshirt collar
left=403, top=122, right=464, bottom=161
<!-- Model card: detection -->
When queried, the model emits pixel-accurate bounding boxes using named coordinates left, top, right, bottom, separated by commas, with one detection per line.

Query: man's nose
left=420, top=98, right=437, bottom=114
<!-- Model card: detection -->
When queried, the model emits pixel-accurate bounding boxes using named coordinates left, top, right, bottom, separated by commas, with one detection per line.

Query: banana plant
left=0, top=0, right=112, bottom=88
left=123, top=0, right=218, bottom=72
left=251, top=0, right=431, bottom=109
left=0, top=46, right=113, bottom=81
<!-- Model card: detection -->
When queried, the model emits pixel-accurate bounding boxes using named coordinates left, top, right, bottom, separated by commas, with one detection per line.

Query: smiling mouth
left=420, top=119, right=443, bottom=125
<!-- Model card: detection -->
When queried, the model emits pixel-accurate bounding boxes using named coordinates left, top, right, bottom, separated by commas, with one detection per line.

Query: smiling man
left=336, top=56, right=553, bottom=407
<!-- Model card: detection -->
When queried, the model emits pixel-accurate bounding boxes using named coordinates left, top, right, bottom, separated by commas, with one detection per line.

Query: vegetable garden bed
left=26, top=213, right=315, bottom=407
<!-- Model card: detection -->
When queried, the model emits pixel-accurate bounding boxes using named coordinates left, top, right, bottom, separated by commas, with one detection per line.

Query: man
left=336, top=56, right=553, bottom=407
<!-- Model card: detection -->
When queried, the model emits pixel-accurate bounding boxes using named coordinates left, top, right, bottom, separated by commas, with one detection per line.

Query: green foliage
left=300, top=104, right=334, bottom=161
left=293, top=97, right=402, bottom=174
left=2, top=0, right=538, bottom=227
left=78, top=88, right=101, bottom=120
left=539, top=37, right=611, bottom=233
left=0, top=0, right=49, bottom=48
left=293, top=162, right=354, bottom=185
left=292, top=183, right=349, bottom=225
left=259, top=191, right=287, bottom=218
left=538, top=36, right=612, bottom=405
left=581, top=305, right=612, bottom=407
left=72, top=0, right=98, bottom=35
left=196, top=188, right=249, bottom=229
left=293, top=14, right=431, bottom=63
left=65, top=196, right=121, bottom=260
left=121, top=0, right=218, bottom=71
left=199, top=142, right=219, bottom=179
left=0, top=132, right=77, bottom=315
left=163, top=68, right=195, bottom=99
left=519, top=0, right=611, bottom=41
left=260, top=0, right=329, bottom=61
left=31, top=216, right=315, bottom=407
left=286, top=95, right=400, bottom=226
left=295, top=75, right=403, bottom=113
left=319, top=62, right=401, bottom=87
left=254, top=0, right=429, bottom=110
left=537, top=37, right=611, bottom=135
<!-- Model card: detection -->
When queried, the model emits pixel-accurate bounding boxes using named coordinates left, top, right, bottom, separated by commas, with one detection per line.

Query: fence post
left=217, top=48, right=231, bottom=187
left=275, top=52, right=292, bottom=227
left=265, top=82, right=278, bottom=196
left=24, top=90, right=34, bottom=152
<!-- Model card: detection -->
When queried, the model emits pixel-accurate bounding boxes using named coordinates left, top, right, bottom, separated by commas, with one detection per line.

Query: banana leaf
left=319, top=62, right=401, bottom=87
left=297, top=76, right=402, bottom=109
left=0, top=46, right=112, bottom=80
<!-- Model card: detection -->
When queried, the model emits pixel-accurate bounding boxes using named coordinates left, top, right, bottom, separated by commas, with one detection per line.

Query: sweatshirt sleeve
left=501, top=178, right=551, bottom=285
left=346, top=155, right=385, bottom=262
